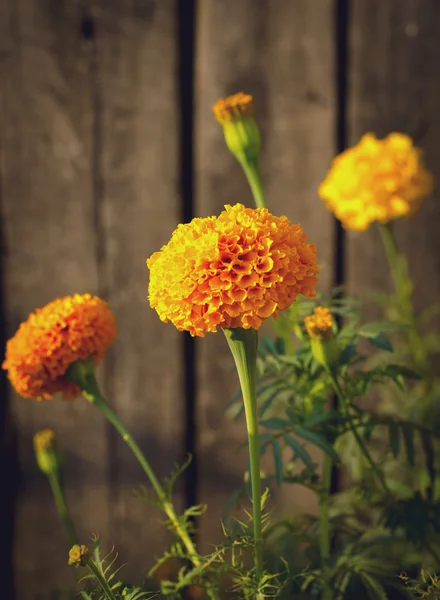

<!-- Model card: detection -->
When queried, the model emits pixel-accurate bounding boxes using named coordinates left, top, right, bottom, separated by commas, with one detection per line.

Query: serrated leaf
left=259, top=389, right=284, bottom=417
left=382, top=364, right=421, bottom=381
left=272, top=439, right=284, bottom=486
left=359, top=572, right=388, bottom=600
left=260, top=418, right=290, bottom=430
left=283, top=434, right=314, bottom=470
left=339, top=343, right=358, bottom=365
left=388, top=422, right=400, bottom=458
left=293, top=426, right=339, bottom=462
left=367, top=333, right=393, bottom=352
left=303, top=410, right=338, bottom=428
left=274, top=336, right=286, bottom=355
left=259, top=334, right=278, bottom=355
left=277, top=354, right=302, bottom=367
left=358, top=321, right=406, bottom=336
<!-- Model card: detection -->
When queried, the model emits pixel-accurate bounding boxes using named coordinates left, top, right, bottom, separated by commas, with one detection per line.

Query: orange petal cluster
left=212, top=92, right=254, bottom=124
left=318, top=133, right=433, bottom=231
left=304, top=307, right=333, bottom=339
left=2, top=294, right=116, bottom=401
left=147, top=203, right=318, bottom=337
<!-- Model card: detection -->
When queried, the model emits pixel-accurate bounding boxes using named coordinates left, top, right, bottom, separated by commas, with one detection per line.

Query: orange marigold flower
left=212, top=92, right=254, bottom=124
left=304, top=307, right=333, bottom=339
left=147, top=203, right=318, bottom=337
left=3, top=294, right=116, bottom=401
left=318, top=133, right=433, bottom=231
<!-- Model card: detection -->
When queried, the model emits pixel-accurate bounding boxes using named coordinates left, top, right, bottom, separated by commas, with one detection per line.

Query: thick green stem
left=378, top=223, right=427, bottom=370
left=328, top=370, right=390, bottom=495
left=239, top=157, right=267, bottom=209
left=223, top=328, right=263, bottom=584
left=67, top=362, right=199, bottom=568
left=47, top=471, right=77, bottom=548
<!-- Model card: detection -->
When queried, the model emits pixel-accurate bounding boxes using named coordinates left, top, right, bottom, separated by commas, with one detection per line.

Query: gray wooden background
left=1, top=1, right=440, bottom=598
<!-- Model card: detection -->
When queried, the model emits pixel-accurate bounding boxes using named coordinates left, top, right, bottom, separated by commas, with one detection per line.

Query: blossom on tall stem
left=3, top=294, right=202, bottom=575
left=319, top=132, right=433, bottom=231
left=147, top=203, right=318, bottom=587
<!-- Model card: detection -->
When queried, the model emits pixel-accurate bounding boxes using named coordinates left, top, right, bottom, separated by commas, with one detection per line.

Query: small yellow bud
left=68, top=544, right=90, bottom=567
left=33, top=429, right=59, bottom=475
left=304, top=307, right=339, bottom=369
left=212, top=92, right=260, bottom=164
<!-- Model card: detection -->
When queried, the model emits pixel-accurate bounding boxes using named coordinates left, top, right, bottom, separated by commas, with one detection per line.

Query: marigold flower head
left=68, top=544, right=90, bottom=567
left=147, top=203, right=318, bottom=337
left=304, top=307, right=333, bottom=339
left=3, top=294, right=116, bottom=401
left=318, top=133, right=433, bottom=231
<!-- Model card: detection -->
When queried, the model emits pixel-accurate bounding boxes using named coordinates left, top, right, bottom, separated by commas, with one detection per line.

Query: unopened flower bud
left=305, top=307, right=339, bottom=369
left=33, top=429, right=59, bottom=475
left=212, top=92, right=260, bottom=165
left=68, top=544, right=90, bottom=567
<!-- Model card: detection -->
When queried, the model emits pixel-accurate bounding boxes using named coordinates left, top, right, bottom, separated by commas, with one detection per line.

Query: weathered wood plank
left=91, top=0, right=183, bottom=583
left=196, top=0, right=335, bottom=548
left=0, top=1, right=107, bottom=597
left=346, top=0, right=440, bottom=314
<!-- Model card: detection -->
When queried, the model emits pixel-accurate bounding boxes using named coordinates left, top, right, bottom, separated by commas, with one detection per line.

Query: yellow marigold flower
left=318, top=133, right=433, bottom=231
left=147, top=203, right=318, bottom=337
left=3, top=294, right=116, bottom=401
left=304, top=307, right=333, bottom=339
left=68, top=544, right=90, bottom=567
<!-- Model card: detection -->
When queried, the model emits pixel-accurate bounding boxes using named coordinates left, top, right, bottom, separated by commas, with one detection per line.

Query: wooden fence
left=1, top=1, right=440, bottom=598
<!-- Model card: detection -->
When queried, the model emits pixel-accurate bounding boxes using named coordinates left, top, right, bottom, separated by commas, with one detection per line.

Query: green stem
left=378, top=223, right=427, bottom=370
left=47, top=471, right=77, bottom=548
left=319, top=453, right=332, bottom=566
left=87, top=560, right=117, bottom=600
left=240, top=157, right=267, bottom=209
left=223, top=328, right=263, bottom=585
left=67, top=362, right=199, bottom=569
left=328, top=370, right=390, bottom=495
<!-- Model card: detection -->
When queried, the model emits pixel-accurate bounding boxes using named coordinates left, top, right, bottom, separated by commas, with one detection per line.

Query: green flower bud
left=305, top=307, right=340, bottom=369
left=33, top=429, right=60, bottom=475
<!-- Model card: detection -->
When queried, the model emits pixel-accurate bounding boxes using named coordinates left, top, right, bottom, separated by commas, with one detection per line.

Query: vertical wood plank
left=346, top=0, right=440, bottom=314
left=0, top=1, right=108, bottom=597
left=92, top=0, right=183, bottom=583
left=195, top=0, right=335, bottom=548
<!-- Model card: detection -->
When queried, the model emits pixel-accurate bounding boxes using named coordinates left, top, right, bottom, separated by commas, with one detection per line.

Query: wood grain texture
left=1, top=0, right=182, bottom=595
left=0, top=1, right=107, bottom=597
left=91, top=0, right=183, bottom=584
left=195, top=0, right=335, bottom=549
left=347, top=0, right=440, bottom=314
